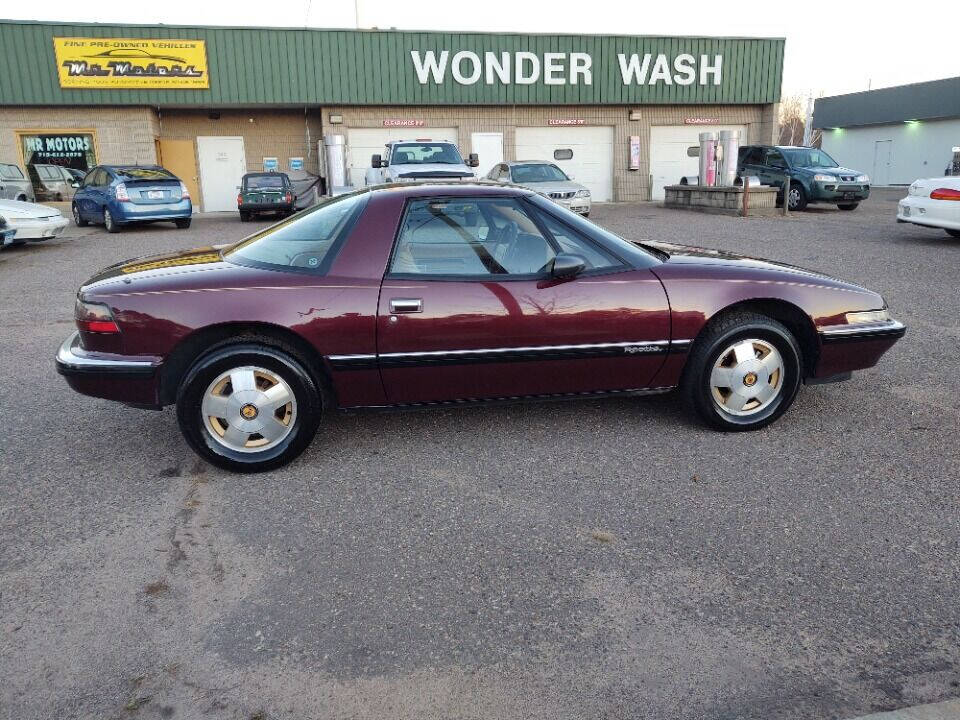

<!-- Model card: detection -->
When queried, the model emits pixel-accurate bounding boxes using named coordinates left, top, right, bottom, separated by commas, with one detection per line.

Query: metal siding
left=0, top=21, right=783, bottom=107
left=815, top=76, right=960, bottom=129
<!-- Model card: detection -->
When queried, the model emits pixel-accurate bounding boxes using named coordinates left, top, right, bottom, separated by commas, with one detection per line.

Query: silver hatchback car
left=486, top=161, right=591, bottom=215
left=0, top=162, right=36, bottom=202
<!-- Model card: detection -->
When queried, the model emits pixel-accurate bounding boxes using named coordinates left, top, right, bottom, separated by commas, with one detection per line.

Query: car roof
left=365, top=181, right=535, bottom=198
left=243, top=171, right=289, bottom=177
left=507, top=160, right=560, bottom=166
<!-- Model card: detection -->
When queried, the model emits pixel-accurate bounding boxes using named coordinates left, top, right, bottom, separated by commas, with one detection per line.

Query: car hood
left=517, top=180, right=588, bottom=195
left=797, top=166, right=860, bottom=176
left=641, top=240, right=869, bottom=290
left=80, top=245, right=237, bottom=294
left=0, top=199, right=62, bottom=219
left=389, top=163, right=475, bottom=177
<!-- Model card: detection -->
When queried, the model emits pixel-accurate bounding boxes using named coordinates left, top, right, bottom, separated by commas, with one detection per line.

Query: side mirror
left=551, top=252, right=586, bottom=279
left=235, top=185, right=242, bottom=190
left=71, top=181, right=80, bottom=188
left=468, top=153, right=479, bottom=168
left=371, top=154, right=382, bottom=169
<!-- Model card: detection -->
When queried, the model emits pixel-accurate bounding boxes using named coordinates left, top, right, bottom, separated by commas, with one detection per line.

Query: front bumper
left=897, top=195, right=960, bottom=230
left=813, top=319, right=905, bottom=379
left=811, top=182, right=871, bottom=202
left=111, top=199, right=192, bottom=223
left=6, top=215, right=69, bottom=240
left=552, top=196, right=592, bottom=214
left=56, top=331, right=163, bottom=407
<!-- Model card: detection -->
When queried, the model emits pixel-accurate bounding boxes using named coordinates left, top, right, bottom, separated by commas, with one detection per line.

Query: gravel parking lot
left=1, top=188, right=958, bottom=720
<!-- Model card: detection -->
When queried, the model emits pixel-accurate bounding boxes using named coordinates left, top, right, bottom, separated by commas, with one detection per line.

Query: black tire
left=681, top=311, right=802, bottom=431
left=175, top=342, right=323, bottom=473
left=785, top=182, right=808, bottom=211
left=104, top=208, right=121, bottom=233
left=239, top=211, right=251, bottom=222
left=583, top=211, right=590, bottom=217
left=175, top=218, right=192, bottom=229
left=946, top=229, right=960, bottom=239
left=837, top=203, right=859, bottom=211
left=72, top=203, right=88, bottom=227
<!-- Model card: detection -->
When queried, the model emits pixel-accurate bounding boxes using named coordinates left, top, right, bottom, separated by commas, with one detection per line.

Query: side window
left=765, top=149, right=787, bottom=168
left=534, top=212, right=621, bottom=271
left=1, top=164, right=23, bottom=179
left=390, top=197, right=555, bottom=277
left=40, top=166, right=57, bottom=180
left=741, top=147, right=761, bottom=165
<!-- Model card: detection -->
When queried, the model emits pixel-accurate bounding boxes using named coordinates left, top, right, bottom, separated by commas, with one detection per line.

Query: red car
left=56, top=183, right=905, bottom=472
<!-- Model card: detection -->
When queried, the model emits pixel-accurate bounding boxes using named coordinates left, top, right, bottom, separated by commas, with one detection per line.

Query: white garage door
left=649, top=124, right=748, bottom=201
left=515, top=126, right=615, bottom=202
left=346, top=127, right=458, bottom=188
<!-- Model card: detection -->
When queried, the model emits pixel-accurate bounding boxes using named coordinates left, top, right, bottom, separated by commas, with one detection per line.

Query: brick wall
left=324, top=104, right=772, bottom=201
left=0, top=106, right=159, bottom=167
left=157, top=109, right=323, bottom=175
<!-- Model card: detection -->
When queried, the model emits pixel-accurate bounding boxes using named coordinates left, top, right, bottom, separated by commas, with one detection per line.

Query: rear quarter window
left=0, top=164, right=24, bottom=179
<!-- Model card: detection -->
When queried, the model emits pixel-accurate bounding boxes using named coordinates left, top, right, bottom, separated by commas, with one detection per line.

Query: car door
left=376, top=195, right=671, bottom=404
left=760, top=148, right=790, bottom=192
left=82, top=168, right=108, bottom=220
left=0, top=164, right=12, bottom=199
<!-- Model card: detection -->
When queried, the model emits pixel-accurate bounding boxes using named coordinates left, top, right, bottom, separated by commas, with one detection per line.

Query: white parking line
left=845, top=699, right=960, bottom=720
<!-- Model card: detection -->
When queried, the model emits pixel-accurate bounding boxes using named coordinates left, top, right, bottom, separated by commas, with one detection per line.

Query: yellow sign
left=54, top=37, right=209, bottom=89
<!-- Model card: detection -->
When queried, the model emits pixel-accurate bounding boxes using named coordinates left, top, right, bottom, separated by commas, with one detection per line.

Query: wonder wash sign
left=409, top=50, right=723, bottom=86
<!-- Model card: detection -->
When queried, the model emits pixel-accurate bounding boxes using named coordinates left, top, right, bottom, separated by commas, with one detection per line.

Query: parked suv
left=738, top=145, right=870, bottom=211
left=0, top=162, right=35, bottom=202
left=28, top=163, right=79, bottom=202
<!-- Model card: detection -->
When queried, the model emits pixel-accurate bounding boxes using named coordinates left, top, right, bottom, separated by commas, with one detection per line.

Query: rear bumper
left=56, top=331, right=163, bottom=407
left=813, top=319, right=905, bottom=378
left=240, top=202, right=294, bottom=212
left=897, top=196, right=960, bottom=230
left=110, top=199, right=192, bottom=223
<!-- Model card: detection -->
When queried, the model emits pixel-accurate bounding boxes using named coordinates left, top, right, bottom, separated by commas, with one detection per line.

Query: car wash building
left=0, top=20, right=783, bottom=209
left=815, top=76, right=960, bottom=186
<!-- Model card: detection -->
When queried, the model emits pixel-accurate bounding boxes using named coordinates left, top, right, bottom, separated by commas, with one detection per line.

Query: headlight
left=574, top=190, right=590, bottom=198
left=856, top=174, right=870, bottom=183
left=845, top=309, right=890, bottom=324
left=813, top=174, right=837, bottom=183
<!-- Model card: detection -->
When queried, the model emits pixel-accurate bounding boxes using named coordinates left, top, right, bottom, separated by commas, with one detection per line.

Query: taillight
left=180, top=181, right=190, bottom=200
left=237, top=193, right=243, bottom=206
left=930, top=187, right=960, bottom=201
left=75, top=299, right=120, bottom=334
left=114, top=183, right=130, bottom=202
left=285, top=192, right=293, bottom=203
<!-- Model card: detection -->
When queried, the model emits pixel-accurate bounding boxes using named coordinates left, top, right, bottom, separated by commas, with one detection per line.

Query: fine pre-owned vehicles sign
left=53, top=37, right=209, bottom=89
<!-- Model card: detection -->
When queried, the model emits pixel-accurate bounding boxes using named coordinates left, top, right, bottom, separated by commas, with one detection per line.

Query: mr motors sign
left=410, top=51, right=723, bottom=86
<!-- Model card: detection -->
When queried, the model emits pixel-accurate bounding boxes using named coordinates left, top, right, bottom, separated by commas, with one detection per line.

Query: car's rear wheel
left=72, top=203, right=88, bottom=227
left=175, top=218, right=191, bottom=229
left=104, top=208, right=120, bottom=233
left=176, top=343, right=323, bottom=473
left=239, top=211, right=251, bottom=222
left=837, top=202, right=859, bottom=211
left=682, top=311, right=802, bottom=431
left=946, top=229, right=960, bottom=239
left=786, top=183, right=807, bottom=211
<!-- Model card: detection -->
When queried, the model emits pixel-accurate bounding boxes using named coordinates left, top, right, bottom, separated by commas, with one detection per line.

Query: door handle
left=389, top=298, right=423, bottom=314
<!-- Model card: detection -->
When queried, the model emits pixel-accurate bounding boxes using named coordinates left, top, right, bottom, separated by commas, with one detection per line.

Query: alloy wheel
left=201, top=366, right=297, bottom=453
left=788, top=187, right=802, bottom=209
left=709, top=338, right=784, bottom=417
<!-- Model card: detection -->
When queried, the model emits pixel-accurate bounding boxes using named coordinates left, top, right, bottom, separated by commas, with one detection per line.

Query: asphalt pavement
left=1, top=189, right=958, bottom=720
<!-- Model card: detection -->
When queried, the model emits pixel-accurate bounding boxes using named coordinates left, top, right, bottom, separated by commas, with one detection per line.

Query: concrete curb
left=845, top=700, right=960, bottom=720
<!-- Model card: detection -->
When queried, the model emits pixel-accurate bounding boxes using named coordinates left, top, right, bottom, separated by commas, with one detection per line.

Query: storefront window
left=20, top=132, right=97, bottom=172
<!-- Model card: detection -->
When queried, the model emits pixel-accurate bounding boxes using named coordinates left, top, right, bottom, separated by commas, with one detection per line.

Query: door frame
left=470, top=131, right=504, bottom=178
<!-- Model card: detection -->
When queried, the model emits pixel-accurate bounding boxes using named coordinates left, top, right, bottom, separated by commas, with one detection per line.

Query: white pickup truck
left=365, top=140, right=479, bottom=186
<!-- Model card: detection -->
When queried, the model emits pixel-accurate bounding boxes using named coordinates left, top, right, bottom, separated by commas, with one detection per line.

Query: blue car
left=72, top=165, right=192, bottom=233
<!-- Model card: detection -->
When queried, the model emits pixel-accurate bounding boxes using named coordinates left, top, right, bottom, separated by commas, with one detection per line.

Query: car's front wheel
left=176, top=343, right=323, bottom=473
left=837, top=203, right=859, bottom=211
left=72, top=203, right=88, bottom=227
left=103, top=208, right=120, bottom=233
left=786, top=183, right=808, bottom=211
left=682, top=311, right=802, bottom=431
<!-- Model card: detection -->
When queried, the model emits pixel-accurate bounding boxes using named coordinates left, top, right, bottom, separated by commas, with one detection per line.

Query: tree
left=778, top=95, right=821, bottom=147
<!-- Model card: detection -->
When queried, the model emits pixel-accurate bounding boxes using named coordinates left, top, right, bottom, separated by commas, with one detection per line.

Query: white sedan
left=897, top=177, right=960, bottom=239
left=0, top=199, right=69, bottom=246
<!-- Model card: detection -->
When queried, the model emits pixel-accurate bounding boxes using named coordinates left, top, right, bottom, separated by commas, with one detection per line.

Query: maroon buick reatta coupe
left=57, top=183, right=905, bottom=472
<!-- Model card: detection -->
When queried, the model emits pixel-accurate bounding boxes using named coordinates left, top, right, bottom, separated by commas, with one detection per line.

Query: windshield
left=511, top=164, right=569, bottom=183
left=223, top=191, right=368, bottom=273
left=390, top=143, right=464, bottom=165
left=114, top=167, right=178, bottom=181
left=245, top=174, right=288, bottom=189
left=782, top=148, right=839, bottom=168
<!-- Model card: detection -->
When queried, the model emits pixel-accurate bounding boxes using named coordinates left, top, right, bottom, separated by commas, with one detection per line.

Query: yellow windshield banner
left=54, top=37, right=209, bottom=89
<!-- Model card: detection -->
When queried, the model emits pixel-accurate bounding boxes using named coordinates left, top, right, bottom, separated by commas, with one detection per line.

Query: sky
left=5, top=0, right=959, bottom=99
